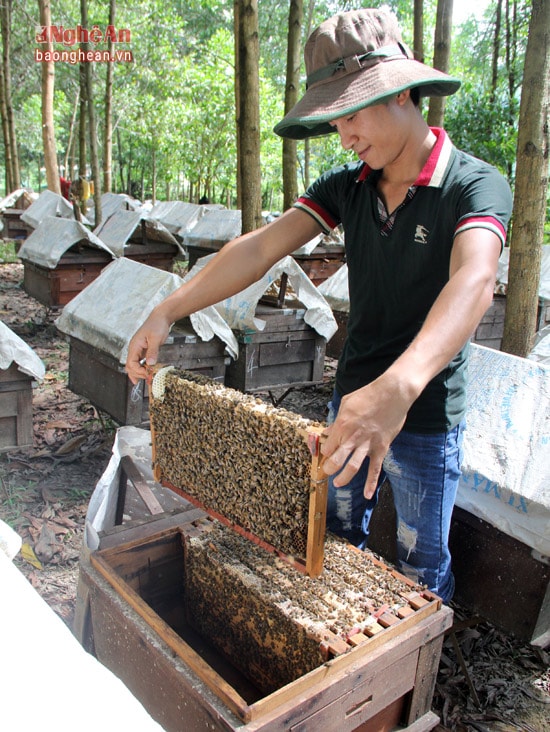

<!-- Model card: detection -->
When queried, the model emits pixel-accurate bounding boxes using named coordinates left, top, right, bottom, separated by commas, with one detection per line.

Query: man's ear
left=396, top=89, right=411, bottom=104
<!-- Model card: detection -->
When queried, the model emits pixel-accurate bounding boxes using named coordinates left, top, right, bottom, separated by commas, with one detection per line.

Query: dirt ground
left=1, top=258, right=548, bottom=732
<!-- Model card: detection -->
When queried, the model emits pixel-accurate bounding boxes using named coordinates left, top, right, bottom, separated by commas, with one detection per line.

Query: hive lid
left=0, top=188, right=35, bottom=213
left=148, top=200, right=204, bottom=238
left=20, top=189, right=91, bottom=228
left=183, top=208, right=241, bottom=249
left=187, top=253, right=338, bottom=341
left=317, top=263, right=349, bottom=312
left=0, top=321, right=45, bottom=380
left=93, top=209, right=182, bottom=256
left=86, top=192, right=142, bottom=227
left=55, top=258, right=238, bottom=363
left=17, top=216, right=116, bottom=269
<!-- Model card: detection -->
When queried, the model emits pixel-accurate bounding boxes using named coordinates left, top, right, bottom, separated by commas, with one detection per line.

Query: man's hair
left=410, top=86, right=420, bottom=106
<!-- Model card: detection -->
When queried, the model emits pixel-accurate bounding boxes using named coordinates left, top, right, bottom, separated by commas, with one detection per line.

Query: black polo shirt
left=294, top=129, right=513, bottom=432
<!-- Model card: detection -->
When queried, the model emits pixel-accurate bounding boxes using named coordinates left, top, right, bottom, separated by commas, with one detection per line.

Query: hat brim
left=274, top=60, right=461, bottom=140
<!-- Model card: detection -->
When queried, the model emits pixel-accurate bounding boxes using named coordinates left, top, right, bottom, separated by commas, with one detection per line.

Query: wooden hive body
left=0, top=363, right=34, bottom=451
left=149, top=369, right=327, bottom=576
left=86, top=512, right=450, bottom=731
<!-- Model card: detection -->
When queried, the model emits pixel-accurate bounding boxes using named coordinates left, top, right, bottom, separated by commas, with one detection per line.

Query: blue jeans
left=326, top=390, right=464, bottom=603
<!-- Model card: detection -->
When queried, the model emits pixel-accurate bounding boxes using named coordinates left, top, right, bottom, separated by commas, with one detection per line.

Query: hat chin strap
left=306, top=43, right=409, bottom=89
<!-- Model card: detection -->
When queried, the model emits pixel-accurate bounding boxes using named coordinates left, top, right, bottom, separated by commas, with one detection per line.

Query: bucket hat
left=274, top=8, right=461, bottom=140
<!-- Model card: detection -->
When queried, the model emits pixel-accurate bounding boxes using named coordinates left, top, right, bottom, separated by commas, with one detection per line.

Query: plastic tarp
left=0, top=188, right=35, bottom=212
left=457, top=343, right=550, bottom=557
left=529, top=324, right=550, bottom=365
left=317, top=263, right=350, bottom=313
left=0, top=520, right=164, bottom=731
left=183, top=208, right=241, bottom=250
left=0, top=321, right=45, bottom=380
left=83, top=426, right=161, bottom=550
left=93, top=209, right=182, bottom=256
left=55, top=257, right=238, bottom=363
left=20, top=189, right=90, bottom=228
left=497, top=246, right=550, bottom=301
left=17, top=216, right=116, bottom=269
left=292, top=234, right=325, bottom=256
left=86, top=192, right=142, bottom=227
left=148, top=200, right=204, bottom=238
left=186, top=253, right=338, bottom=342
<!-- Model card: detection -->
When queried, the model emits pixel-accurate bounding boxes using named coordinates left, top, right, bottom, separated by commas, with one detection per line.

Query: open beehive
left=149, top=368, right=327, bottom=576
left=87, top=512, right=449, bottom=730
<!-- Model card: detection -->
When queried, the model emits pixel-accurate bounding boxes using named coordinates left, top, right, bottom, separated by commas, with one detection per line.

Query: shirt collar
left=356, top=128, right=454, bottom=188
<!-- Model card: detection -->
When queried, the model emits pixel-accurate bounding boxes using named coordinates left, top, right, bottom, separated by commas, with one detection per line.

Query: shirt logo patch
left=414, top=225, right=429, bottom=244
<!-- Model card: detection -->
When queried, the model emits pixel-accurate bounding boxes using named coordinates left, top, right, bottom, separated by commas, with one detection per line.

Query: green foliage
left=2, top=0, right=531, bottom=208
left=444, top=81, right=518, bottom=177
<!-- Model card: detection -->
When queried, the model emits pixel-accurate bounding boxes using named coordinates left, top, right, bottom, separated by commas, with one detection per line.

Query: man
left=126, top=8, right=512, bottom=602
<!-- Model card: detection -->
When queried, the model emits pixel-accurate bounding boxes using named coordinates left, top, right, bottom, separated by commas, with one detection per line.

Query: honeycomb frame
left=149, top=368, right=328, bottom=576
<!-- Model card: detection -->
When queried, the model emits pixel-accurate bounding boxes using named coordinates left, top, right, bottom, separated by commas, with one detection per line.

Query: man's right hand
left=125, top=311, right=172, bottom=384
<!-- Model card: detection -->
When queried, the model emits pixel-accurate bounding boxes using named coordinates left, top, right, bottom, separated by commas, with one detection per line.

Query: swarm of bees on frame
left=183, top=520, right=427, bottom=695
left=150, top=369, right=322, bottom=559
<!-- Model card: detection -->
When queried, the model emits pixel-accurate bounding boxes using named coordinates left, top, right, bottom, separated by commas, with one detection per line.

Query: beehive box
left=293, top=244, right=345, bottom=287
left=0, top=363, right=34, bottom=451
left=68, top=326, right=229, bottom=426
left=82, top=511, right=452, bottom=732
left=22, top=248, right=112, bottom=308
left=150, top=368, right=328, bottom=576
left=93, top=210, right=182, bottom=272
left=224, top=303, right=326, bottom=393
left=122, top=240, right=179, bottom=272
left=3, top=209, right=33, bottom=249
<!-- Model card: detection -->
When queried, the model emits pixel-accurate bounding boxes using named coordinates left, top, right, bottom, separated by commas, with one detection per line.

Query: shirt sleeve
left=292, top=163, right=363, bottom=234
left=453, top=161, right=513, bottom=249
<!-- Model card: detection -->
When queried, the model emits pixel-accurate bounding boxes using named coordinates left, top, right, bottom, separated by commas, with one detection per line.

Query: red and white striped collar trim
left=357, top=128, right=453, bottom=187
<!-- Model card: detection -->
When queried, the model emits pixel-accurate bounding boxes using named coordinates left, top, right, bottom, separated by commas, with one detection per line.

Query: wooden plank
left=90, top=549, right=252, bottom=722
left=305, top=427, right=328, bottom=578
left=120, top=455, right=164, bottom=516
left=404, top=633, right=446, bottom=725
left=245, top=606, right=452, bottom=726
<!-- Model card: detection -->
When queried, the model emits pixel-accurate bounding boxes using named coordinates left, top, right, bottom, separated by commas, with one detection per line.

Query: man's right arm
left=125, top=207, right=323, bottom=383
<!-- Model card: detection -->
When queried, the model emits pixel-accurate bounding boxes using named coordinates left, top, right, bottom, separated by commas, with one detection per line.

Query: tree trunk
left=0, top=51, right=13, bottom=194
left=413, top=0, right=424, bottom=62
left=282, top=0, right=303, bottom=211
left=103, top=0, right=115, bottom=193
left=490, top=0, right=503, bottom=102
left=501, top=0, right=549, bottom=357
left=78, top=61, right=87, bottom=179
left=413, top=0, right=425, bottom=114
left=427, top=0, right=454, bottom=127
left=1, top=0, right=19, bottom=192
left=64, top=90, right=79, bottom=181
left=233, top=2, right=242, bottom=211
left=81, top=0, right=101, bottom=224
left=38, top=0, right=61, bottom=194
left=235, top=0, right=262, bottom=233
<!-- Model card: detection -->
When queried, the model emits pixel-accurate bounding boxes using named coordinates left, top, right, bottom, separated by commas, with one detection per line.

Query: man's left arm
left=321, top=228, right=502, bottom=497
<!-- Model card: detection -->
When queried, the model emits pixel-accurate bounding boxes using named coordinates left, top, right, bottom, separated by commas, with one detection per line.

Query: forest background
left=1, top=0, right=549, bottom=354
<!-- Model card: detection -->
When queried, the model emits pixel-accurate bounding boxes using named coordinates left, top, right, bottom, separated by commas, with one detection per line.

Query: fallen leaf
left=45, top=419, right=73, bottom=430
left=20, top=542, right=43, bottom=570
left=54, top=435, right=87, bottom=455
